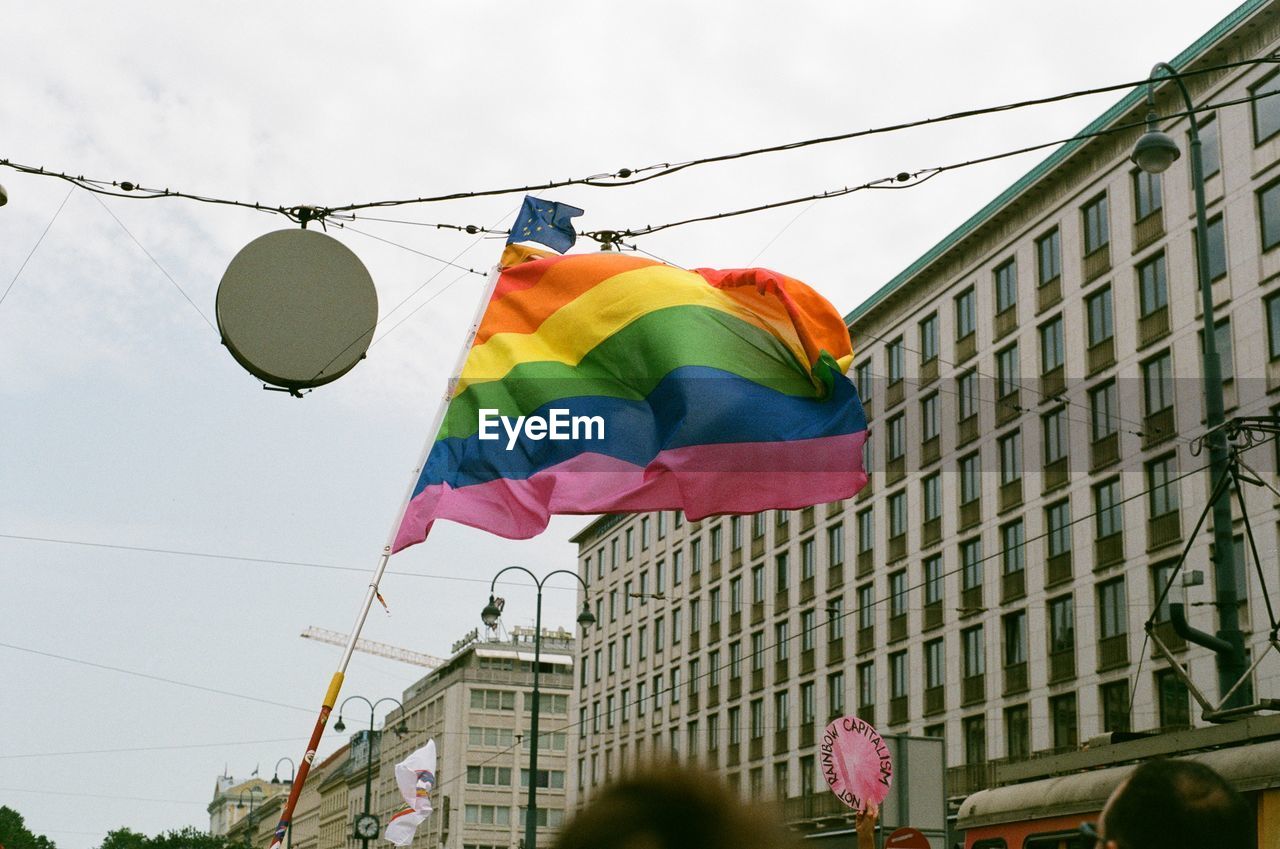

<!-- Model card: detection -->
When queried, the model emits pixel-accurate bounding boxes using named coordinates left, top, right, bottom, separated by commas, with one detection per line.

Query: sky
left=0, top=1, right=1253, bottom=845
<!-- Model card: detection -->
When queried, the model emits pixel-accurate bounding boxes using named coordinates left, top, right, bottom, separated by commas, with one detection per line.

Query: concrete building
left=317, top=742, right=355, bottom=849
left=381, top=626, right=576, bottom=849
left=208, top=775, right=287, bottom=837
left=571, top=0, right=1280, bottom=836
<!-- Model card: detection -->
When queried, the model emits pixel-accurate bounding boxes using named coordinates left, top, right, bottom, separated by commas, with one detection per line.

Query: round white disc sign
left=216, top=229, right=377, bottom=392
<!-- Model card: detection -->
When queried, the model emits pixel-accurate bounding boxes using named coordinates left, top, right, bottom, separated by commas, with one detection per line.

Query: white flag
left=384, top=739, right=437, bottom=846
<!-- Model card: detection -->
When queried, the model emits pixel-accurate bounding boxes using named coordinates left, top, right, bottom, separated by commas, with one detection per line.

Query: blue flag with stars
left=507, top=196, right=584, bottom=253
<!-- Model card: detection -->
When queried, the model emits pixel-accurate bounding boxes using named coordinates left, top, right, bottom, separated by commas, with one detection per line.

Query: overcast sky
left=0, top=1, right=1250, bottom=845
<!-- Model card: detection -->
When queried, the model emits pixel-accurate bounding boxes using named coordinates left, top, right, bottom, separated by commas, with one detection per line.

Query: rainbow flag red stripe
left=392, top=251, right=867, bottom=552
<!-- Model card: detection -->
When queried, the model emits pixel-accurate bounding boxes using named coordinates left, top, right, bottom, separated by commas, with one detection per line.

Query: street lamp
left=481, top=567, right=594, bottom=849
left=1132, top=62, right=1246, bottom=708
left=236, top=785, right=265, bottom=847
left=270, top=758, right=296, bottom=849
left=334, top=695, right=409, bottom=849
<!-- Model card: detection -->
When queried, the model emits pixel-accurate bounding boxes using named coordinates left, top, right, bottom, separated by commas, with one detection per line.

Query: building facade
left=380, top=626, right=577, bottom=849
left=208, top=775, right=287, bottom=837
left=572, top=0, right=1280, bottom=835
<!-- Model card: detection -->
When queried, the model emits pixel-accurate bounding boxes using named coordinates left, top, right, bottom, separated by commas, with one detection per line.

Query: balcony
left=775, top=729, right=790, bottom=755
left=962, top=674, right=985, bottom=706
left=749, top=737, right=763, bottom=761
left=1087, top=337, right=1116, bottom=375
left=752, top=669, right=764, bottom=692
left=775, top=659, right=790, bottom=683
left=827, top=563, right=843, bottom=590
left=1083, top=244, right=1111, bottom=284
left=711, top=559, right=721, bottom=582
left=960, top=498, right=982, bottom=530
left=729, top=677, right=740, bottom=701
left=800, top=648, right=815, bottom=675
left=827, top=500, right=844, bottom=518
left=1133, top=210, right=1164, bottom=252
left=857, top=549, right=874, bottom=578
left=775, top=523, right=790, bottom=546
left=710, top=622, right=721, bottom=644
left=1148, top=511, right=1181, bottom=551
left=799, top=723, right=815, bottom=748
left=732, top=548, right=743, bottom=571
left=857, top=704, right=877, bottom=727
left=783, top=791, right=854, bottom=825
left=775, top=588, right=790, bottom=612
left=1047, top=551, right=1072, bottom=587
left=995, top=303, right=1019, bottom=340
left=999, top=478, right=1023, bottom=513
left=1001, top=569, right=1026, bottom=603
left=961, top=584, right=984, bottom=616
left=691, top=631, right=701, bottom=652
left=1151, top=620, right=1187, bottom=653
left=1143, top=407, right=1176, bottom=448
left=921, top=357, right=939, bottom=386
left=801, top=507, right=815, bottom=531
left=827, top=639, right=844, bottom=665
left=1098, top=634, right=1129, bottom=670
left=922, top=516, right=942, bottom=549
left=886, top=379, right=904, bottom=410
left=890, top=695, right=909, bottom=726
left=956, top=332, right=977, bottom=364
left=857, top=626, right=875, bottom=655
left=800, top=577, right=815, bottom=603
left=1090, top=433, right=1119, bottom=471
left=727, top=744, right=741, bottom=767
left=948, top=763, right=997, bottom=799
left=752, top=536, right=765, bottom=559
left=688, top=692, right=700, bottom=713
left=691, top=570, right=702, bottom=592
left=1003, top=661, right=1028, bottom=695
left=729, top=612, right=741, bottom=635
left=1049, top=649, right=1076, bottom=683
left=888, top=532, right=907, bottom=563
left=921, top=434, right=941, bottom=467
left=889, top=613, right=907, bottom=643
left=1094, top=532, right=1124, bottom=570
left=923, top=601, right=944, bottom=631
left=958, top=414, right=979, bottom=447
left=996, top=390, right=1021, bottom=426
left=751, top=602, right=764, bottom=626
left=1040, top=366, right=1066, bottom=400
left=924, top=685, right=945, bottom=716
left=1139, top=305, right=1170, bottom=348
left=1037, top=276, right=1062, bottom=313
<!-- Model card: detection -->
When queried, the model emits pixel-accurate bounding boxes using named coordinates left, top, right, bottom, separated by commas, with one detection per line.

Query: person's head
left=1097, top=758, right=1252, bottom=849
left=552, top=762, right=796, bottom=849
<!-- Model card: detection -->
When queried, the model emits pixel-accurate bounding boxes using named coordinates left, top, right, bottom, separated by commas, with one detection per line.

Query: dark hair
left=1103, top=759, right=1253, bottom=849
left=551, top=762, right=796, bottom=849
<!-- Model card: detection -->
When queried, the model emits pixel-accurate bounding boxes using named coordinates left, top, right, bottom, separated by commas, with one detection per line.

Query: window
left=1137, top=252, right=1168, bottom=317
left=1047, top=500, right=1072, bottom=558
left=464, top=805, right=511, bottom=827
left=689, top=659, right=700, bottom=696
left=710, top=524, right=722, bottom=562
left=996, top=344, right=1019, bottom=398
left=1086, top=286, right=1114, bottom=347
left=925, top=639, right=945, bottom=688
left=1261, top=178, right=1280, bottom=252
left=887, top=413, right=905, bottom=461
left=801, top=537, right=816, bottom=581
left=999, top=430, right=1022, bottom=484
left=958, top=370, right=978, bottom=420
left=751, top=631, right=765, bottom=671
left=775, top=622, right=790, bottom=662
left=468, top=765, right=513, bottom=786
left=672, top=608, right=682, bottom=645
left=1090, top=381, right=1118, bottom=441
left=924, top=555, right=943, bottom=606
left=1037, top=227, right=1061, bottom=285
left=641, top=516, right=650, bottom=549
left=657, top=511, right=667, bottom=539
left=640, top=571, right=649, bottom=601
left=1267, top=294, right=1280, bottom=360
left=754, top=512, right=768, bottom=538
left=1094, top=478, right=1122, bottom=538
left=1043, top=407, right=1068, bottom=464
left=752, top=564, right=765, bottom=603
left=1197, top=112, right=1220, bottom=178
left=1143, top=350, right=1174, bottom=415
left=920, top=313, right=939, bottom=362
left=730, top=516, right=743, bottom=551
left=1050, top=692, right=1078, bottom=750
left=888, top=490, right=907, bottom=539
left=1049, top=595, right=1075, bottom=655
left=730, top=577, right=742, bottom=615
left=655, top=560, right=666, bottom=593
left=690, top=538, right=701, bottom=574
left=889, top=570, right=908, bottom=619
left=921, top=392, right=940, bottom=441
left=671, top=668, right=681, bottom=704
left=857, top=508, right=874, bottom=554
left=827, top=598, right=844, bottom=642
left=1101, top=680, right=1131, bottom=734
left=994, top=258, right=1017, bottom=313
left=1156, top=668, right=1191, bottom=729
left=776, top=552, right=790, bottom=593
left=857, top=583, right=875, bottom=630
left=637, top=681, right=646, bottom=716
left=800, top=681, right=816, bottom=728
left=710, top=588, right=722, bottom=625
left=1194, top=214, right=1227, bottom=281
left=1005, top=704, right=1030, bottom=760
left=626, top=527, right=635, bottom=558
left=1003, top=610, right=1026, bottom=666
left=854, top=361, right=873, bottom=402
left=959, top=452, right=980, bottom=505
left=1082, top=194, right=1109, bottom=254
left=521, top=768, right=566, bottom=789
left=750, top=699, right=765, bottom=739
left=857, top=662, right=876, bottom=708
left=622, top=633, right=632, bottom=667
left=1151, top=560, right=1183, bottom=625
left=1146, top=454, right=1179, bottom=518
left=470, top=689, right=516, bottom=711
left=962, top=625, right=985, bottom=678
left=1002, top=520, right=1024, bottom=575
left=673, top=549, right=683, bottom=585
left=1201, top=318, right=1234, bottom=382
left=1133, top=168, right=1162, bottom=220
left=775, top=690, right=790, bottom=732
left=1098, top=578, right=1127, bottom=640
left=887, top=338, right=905, bottom=385
left=961, top=538, right=983, bottom=592
left=1252, top=69, right=1280, bottom=144
left=652, top=674, right=663, bottom=713
left=923, top=473, right=942, bottom=523
left=1040, top=316, right=1064, bottom=373
left=801, top=608, right=817, bottom=652
left=964, top=715, right=987, bottom=765
left=707, top=713, right=720, bottom=751
left=827, top=523, right=844, bottom=567
left=956, top=287, right=977, bottom=339
left=828, top=671, right=846, bottom=716
left=890, top=651, right=909, bottom=701
left=728, top=706, right=741, bottom=745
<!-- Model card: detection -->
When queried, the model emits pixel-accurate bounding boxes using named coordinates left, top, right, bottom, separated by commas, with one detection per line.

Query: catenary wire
left=0, top=187, right=73, bottom=310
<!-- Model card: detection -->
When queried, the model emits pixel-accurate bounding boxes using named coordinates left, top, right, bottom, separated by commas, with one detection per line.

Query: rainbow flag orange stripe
left=392, top=252, right=866, bottom=551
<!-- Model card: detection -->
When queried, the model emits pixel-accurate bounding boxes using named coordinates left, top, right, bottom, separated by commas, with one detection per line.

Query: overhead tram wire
left=3, top=57, right=1277, bottom=226
left=0, top=186, right=73, bottom=310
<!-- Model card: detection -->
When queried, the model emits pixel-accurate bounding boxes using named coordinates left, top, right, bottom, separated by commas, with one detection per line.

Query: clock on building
left=354, top=812, right=380, bottom=839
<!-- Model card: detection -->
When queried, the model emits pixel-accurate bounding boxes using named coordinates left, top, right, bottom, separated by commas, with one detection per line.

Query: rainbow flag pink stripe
left=392, top=251, right=866, bottom=552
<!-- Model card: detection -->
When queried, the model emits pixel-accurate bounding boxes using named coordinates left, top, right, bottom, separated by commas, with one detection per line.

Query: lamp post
left=1131, top=62, right=1246, bottom=709
left=270, top=758, right=296, bottom=849
left=334, top=695, right=409, bottom=849
left=481, top=567, right=595, bottom=849
left=236, top=786, right=264, bottom=847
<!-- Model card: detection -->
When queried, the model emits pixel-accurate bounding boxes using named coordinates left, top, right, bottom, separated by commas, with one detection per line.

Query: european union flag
left=507, top=195, right=584, bottom=254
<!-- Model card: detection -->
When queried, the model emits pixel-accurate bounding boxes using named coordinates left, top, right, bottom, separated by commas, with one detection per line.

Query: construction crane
left=300, top=626, right=447, bottom=669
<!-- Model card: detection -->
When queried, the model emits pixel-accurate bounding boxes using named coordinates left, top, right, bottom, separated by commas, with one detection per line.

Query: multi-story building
left=572, top=0, right=1280, bottom=832
left=317, top=743, right=353, bottom=849
left=381, top=626, right=576, bottom=849
left=208, top=775, right=287, bottom=836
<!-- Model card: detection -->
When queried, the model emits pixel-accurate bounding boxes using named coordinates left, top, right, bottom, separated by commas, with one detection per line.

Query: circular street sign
left=216, top=228, right=377, bottom=392
left=885, top=827, right=931, bottom=849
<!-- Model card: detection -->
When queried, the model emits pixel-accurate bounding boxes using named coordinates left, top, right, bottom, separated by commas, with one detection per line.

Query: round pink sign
left=820, top=715, right=893, bottom=809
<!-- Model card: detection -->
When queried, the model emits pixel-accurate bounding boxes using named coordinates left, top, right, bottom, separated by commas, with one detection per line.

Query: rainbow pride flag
left=392, top=249, right=867, bottom=552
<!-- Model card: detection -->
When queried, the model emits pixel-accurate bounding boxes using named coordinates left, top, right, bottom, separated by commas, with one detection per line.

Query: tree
left=0, top=806, right=57, bottom=849
left=96, top=827, right=238, bottom=849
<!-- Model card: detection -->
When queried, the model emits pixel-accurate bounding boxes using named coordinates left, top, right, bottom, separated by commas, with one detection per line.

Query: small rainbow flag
left=392, top=248, right=867, bottom=552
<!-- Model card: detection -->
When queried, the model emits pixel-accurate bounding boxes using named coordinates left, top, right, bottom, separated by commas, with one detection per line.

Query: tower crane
left=300, top=626, right=447, bottom=669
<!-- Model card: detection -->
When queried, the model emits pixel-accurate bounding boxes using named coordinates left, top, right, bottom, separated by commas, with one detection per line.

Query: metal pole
left=1149, top=62, right=1247, bottom=709
left=526, top=587, right=544, bottom=849
left=363, top=703, right=375, bottom=849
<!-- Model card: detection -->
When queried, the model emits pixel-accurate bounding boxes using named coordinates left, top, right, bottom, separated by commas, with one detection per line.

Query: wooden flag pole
left=268, top=265, right=503, bottom=849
